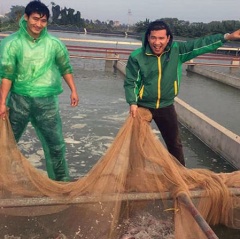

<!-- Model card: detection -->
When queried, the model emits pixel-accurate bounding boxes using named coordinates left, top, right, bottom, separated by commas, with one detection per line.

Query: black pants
left=147, top=104, right=185, bottom=166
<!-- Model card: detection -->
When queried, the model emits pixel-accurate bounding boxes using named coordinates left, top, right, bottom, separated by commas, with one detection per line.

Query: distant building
left=113, top=21, right=120, bottom=27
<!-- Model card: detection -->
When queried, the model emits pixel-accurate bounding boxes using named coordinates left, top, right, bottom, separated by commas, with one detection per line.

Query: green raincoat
left=0, top=16, right=72, bottom=96
left=0, top=17, right=72, bottom=181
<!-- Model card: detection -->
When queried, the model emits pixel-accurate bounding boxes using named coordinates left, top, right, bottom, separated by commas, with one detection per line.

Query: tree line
left=134, top=18, right=240, bottom=39
left=1, top=2, right=240, bottom=38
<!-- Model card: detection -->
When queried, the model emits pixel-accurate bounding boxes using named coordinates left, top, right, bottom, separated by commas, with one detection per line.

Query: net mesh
left=0, top=108, right=239, bottom=239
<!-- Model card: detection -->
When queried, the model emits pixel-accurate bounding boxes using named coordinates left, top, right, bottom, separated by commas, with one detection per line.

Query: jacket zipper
left=156, top=56, right=161, bottom=108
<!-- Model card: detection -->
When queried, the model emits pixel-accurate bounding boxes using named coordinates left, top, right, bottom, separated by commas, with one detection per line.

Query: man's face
left=24, top=13, right=48, bottom=39
left=148, top=29, right=170, bottom=56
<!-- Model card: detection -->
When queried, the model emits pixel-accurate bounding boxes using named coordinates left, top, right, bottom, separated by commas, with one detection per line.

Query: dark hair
left=25, top=1, right=50, bottom=20
left=144, top=20, right=173, bottom=47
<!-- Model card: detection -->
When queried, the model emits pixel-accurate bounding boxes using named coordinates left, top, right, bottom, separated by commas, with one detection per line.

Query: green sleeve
left=0, top=36, right=17, bottom=82
left=124, top=54, right=142, bottom=105
left=55, top=40, right=73, bottom=76
left=178, top=34, right=225, bottom=63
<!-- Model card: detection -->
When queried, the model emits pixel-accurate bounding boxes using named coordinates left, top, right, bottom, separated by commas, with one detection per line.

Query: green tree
left=134, top=18, right=150, bottom=33
left=51, top=4, right=61, bottom=24
left=51, top=3, right=83, bottom=28
left=6, top=5, right=25, bottom=22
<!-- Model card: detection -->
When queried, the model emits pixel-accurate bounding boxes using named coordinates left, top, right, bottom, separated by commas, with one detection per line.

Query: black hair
left=144, top=20, right=173, bottom=47
left=25, top=1, right=50, bottom=20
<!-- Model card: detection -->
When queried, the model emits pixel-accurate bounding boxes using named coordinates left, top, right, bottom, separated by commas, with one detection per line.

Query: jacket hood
left=19, top=15, right=47, bottom=42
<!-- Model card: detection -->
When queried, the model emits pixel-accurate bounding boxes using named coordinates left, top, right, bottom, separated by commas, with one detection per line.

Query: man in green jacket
left=0, top=1, right=79, bottom=181
left=124, top=20, right=240, bottom=166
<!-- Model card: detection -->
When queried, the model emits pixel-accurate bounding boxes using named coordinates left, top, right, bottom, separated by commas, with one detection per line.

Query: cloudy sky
left=1, top=0, right=239, bottom=24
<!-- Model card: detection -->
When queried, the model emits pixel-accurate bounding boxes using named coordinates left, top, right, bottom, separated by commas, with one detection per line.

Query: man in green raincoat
left=0, top=1, right=79, bottom=181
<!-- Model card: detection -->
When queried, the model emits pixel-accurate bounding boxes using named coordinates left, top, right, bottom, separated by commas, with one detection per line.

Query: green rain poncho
left=0, top=17, right=73, bottom=181
left=0, top=16, right=73, bottom=96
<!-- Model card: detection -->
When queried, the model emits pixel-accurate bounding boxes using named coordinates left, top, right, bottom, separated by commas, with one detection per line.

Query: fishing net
left=0, top=108, right=239, bottom=239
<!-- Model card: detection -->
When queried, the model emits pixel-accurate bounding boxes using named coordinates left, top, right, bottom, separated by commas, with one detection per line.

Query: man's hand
left=63, top=74, right=79, bottom=107
left=225, top=29, right=240, bottom=41
left=70, top=91, right=79, bottom=107
left=129, top=104, right=138, bottom=118
left=0, top=79, right=12, bottom=120
left=0, top=104, right=7, bottom=120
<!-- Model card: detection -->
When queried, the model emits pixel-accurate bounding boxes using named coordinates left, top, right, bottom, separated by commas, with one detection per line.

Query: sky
left=1, top=0, right=240, bottom=24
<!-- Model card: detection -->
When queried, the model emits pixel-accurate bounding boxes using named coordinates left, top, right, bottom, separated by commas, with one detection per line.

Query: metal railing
left=66, top=44, right=240, bottom=67
left=1, top=33, right=240, bottom=65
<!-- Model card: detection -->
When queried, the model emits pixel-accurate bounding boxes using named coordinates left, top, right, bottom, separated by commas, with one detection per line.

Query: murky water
left=18, top=58, right=236, bottom=180
left=180, top=65, right=240, bottom=136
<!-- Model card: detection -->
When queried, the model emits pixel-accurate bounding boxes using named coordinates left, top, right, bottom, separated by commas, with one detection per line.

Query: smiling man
left=124, top=20, right=240, bottom=166
left=25, top=12, right=48, bottom=39
left=0, top=1, right=79, bottom=181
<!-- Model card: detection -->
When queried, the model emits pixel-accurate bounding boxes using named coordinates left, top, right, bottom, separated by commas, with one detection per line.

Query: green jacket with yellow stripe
left=124, top=34, right=226, bottom=109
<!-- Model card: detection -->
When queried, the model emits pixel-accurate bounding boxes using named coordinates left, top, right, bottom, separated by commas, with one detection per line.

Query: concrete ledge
left=187, top=65, right=240, bottom=89
left=115, top=61, right=240, bottom=169
left=175, top=98, right=240, bottom=169
left=114, top=60, right=126, bottom=75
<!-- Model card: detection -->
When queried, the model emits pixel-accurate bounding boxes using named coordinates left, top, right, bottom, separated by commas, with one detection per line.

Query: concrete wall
left=187, top=65, right=240, bottom=89
left=175, top=98, right=240, bottom=169
left=115, top=61, right=240, bottom=169
left=114, top=60, right=126, bottom=75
